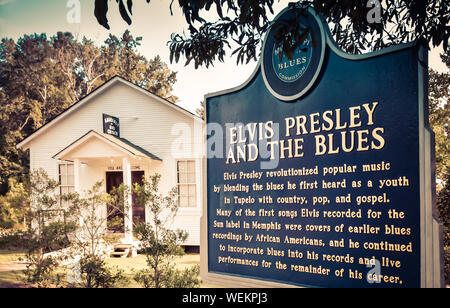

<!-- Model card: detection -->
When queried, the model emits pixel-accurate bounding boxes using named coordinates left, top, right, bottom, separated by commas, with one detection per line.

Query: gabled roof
left=17, top=76, right=203, bottom=150
left=52, top=130, right=162, bottom=161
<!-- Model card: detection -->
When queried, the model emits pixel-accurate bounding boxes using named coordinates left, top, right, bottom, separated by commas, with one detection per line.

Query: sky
left=0, top=0, right=448, bottom=113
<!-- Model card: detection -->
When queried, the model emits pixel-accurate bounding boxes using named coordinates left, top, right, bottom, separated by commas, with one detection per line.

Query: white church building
left=17, top=76, right=204, bottom=248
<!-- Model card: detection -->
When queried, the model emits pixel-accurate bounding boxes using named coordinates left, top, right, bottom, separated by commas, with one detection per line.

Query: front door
left=131, top=171, right=145, bottom=225
left=106, top=170, right=145, bottom=232
left=106, top=171, right=124, bottom=233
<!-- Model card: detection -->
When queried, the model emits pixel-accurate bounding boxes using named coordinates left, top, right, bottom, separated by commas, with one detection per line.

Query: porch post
left=73, top=158, right=80, bottom=192
left=122, top=157, right=133, bottom=243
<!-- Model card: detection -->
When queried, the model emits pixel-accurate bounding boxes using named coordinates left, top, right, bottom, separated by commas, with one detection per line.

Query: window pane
left=179, top=185, right=188, bottom=196
left=67, top=175, right=74, bottom=186
left=178, top=172, right=187, bottom=184
left=188, top=184, right=196, bottom=196
left=177, top=161, right=187, bottom=174
left=187, top=172, right=195, bottom=183
left=187, top=161, right=195, bottom=173
left=59, top=165, right=67, bottom=185
left=188, top=196, right=196, bottom=207
left=67, top=164, right=74, bottom=176
left=179, top=196, right=189, bottom=207
left=177, top=161, right=186, bottom=184
left=59, top=164, right=67, bottom=176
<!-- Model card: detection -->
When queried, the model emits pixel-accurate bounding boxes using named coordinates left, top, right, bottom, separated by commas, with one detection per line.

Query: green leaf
left=94, top=0, right=110, bottom=30
left=118, top=0, right=132, bottom=25
left=127, top=0, right=133, bottom=15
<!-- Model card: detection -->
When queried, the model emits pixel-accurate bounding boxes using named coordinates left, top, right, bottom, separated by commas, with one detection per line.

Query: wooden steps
left=110, top=244, right=136, bottom=258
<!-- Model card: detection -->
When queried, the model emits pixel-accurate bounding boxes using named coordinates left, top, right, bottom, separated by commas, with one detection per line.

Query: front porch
left=53, top=130, right=162, bottom=243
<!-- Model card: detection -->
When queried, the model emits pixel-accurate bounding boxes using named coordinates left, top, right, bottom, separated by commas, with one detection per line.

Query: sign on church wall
left=103, top=113, right=120, bottom=138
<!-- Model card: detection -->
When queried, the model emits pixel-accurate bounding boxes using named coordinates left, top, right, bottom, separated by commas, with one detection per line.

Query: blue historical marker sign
left=202, top=5, right=443, bottom=288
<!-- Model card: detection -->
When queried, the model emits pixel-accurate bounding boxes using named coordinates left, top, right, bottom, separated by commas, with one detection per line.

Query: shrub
left=132, top=174, right=201, bottom=288
left=76, top=255, right=127, bottom=288
left=22, top=169, right=77, bottom=287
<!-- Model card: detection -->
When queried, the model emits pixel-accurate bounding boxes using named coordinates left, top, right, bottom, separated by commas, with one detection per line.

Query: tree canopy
left=0, top=30, right=178, bottom=193
left=94, top=0, right=449, bottom=68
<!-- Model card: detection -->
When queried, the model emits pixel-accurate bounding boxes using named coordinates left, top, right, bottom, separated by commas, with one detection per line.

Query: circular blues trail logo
left=272, top=34, right=312, bottom=83
left=261, top=7, right=325, bottom=101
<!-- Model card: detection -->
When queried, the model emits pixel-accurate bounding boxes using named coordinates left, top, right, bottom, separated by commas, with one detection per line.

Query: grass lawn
left=0, top=249, right=26, bottom=264
left=0, top=271, right=27, bottom=288
left=105, top=253, right=219, bottom=288
left=0, top=250, right=219, bottom=288
left=0, top=250, right=27, bottom=288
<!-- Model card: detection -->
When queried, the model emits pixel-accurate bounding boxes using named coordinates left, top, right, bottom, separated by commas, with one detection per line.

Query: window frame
left=58, top=162, right=75, bottom=207
left=176, top=160, right=197, bottom=208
